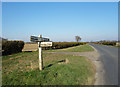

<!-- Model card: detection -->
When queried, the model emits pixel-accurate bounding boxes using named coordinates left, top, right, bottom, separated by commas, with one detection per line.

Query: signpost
left=30, top=35, right=52, bottom=71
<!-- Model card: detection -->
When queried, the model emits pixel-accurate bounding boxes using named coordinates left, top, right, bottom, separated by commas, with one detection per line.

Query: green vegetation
left=45, top=44, right=94, bottom=52
left=2, top=41, right=24, bottom=55
left=116, top=46, right=120, bottom=48
left=93, top=41, right=117, bottom=46
left=93, top=41, right=120, bottom=48
left=2, top=44, right=95, bottom=85
left=42, top=42, right=87, bottom=50
left=113, top=45, right=120, bottom=48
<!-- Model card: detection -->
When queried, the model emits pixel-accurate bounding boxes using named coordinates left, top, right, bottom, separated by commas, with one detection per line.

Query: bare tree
left=75, top=36, right=81, bottom=42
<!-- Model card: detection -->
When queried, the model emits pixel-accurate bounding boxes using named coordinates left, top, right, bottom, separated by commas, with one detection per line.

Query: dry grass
left=22, top=43, right=38, bottom=51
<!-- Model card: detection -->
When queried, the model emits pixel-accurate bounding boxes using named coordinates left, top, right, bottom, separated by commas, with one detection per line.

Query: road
left=89, top=43, right=118, bottom=85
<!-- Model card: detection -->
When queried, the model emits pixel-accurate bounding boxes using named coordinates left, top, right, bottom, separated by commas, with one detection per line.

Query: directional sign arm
left=40, top=42, right=52, bottom=47
left=30, top=36, right=38, bottom=42
left=42, top=38, right=50, bottom=42
left=30, top=36, right=50, bottom=42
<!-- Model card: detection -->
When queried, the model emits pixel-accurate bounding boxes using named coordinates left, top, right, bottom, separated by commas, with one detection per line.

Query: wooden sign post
left=30, top=35, right=52, bottom=71
left=38, top=35, right=43, bottom=71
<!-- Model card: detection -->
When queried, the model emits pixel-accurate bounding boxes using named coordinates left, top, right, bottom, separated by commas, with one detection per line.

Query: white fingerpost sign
left=30, top=35, right=52, bottom=71
left=41, top=42, right=52, bottom=47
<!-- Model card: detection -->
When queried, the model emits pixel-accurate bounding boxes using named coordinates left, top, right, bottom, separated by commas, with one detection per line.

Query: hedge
left=2, top=41, right=24, bottom=55
left=93, top=41, right=117, bottom=46
left=42, top=42, right=86, bottom=50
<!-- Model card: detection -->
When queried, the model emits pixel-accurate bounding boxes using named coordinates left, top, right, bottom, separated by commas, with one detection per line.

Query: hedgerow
left=93, top=41, right=117, bottom=46
left=2, top=41, right=24, bottom=55
left=42, top=42, right=87, bottom=50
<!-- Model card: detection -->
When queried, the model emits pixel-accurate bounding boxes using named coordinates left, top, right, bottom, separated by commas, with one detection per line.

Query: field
left=22, top=43, right=38, bottom=51
left=2, top=44, right=95, bottom=85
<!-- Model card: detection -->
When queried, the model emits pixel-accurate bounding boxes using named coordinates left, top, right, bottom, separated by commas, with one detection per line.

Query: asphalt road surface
left=89, top=43, right=118, bottom=85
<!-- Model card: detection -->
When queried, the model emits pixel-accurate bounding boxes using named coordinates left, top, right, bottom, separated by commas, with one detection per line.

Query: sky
left=1, top=0, right=120, bottom=2
left=2, top=2, right=118, bottom=42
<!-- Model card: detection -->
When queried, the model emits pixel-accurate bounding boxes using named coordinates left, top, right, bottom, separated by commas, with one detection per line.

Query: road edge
left=88, top=44, right=106, bottom=85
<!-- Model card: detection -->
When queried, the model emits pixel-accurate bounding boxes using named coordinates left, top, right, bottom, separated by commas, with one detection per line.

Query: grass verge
left=2, top=51, right=95, bottom=85
left=44, top=44, right=94, bottom=52
left=116, top=46, right=120, bottom=48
